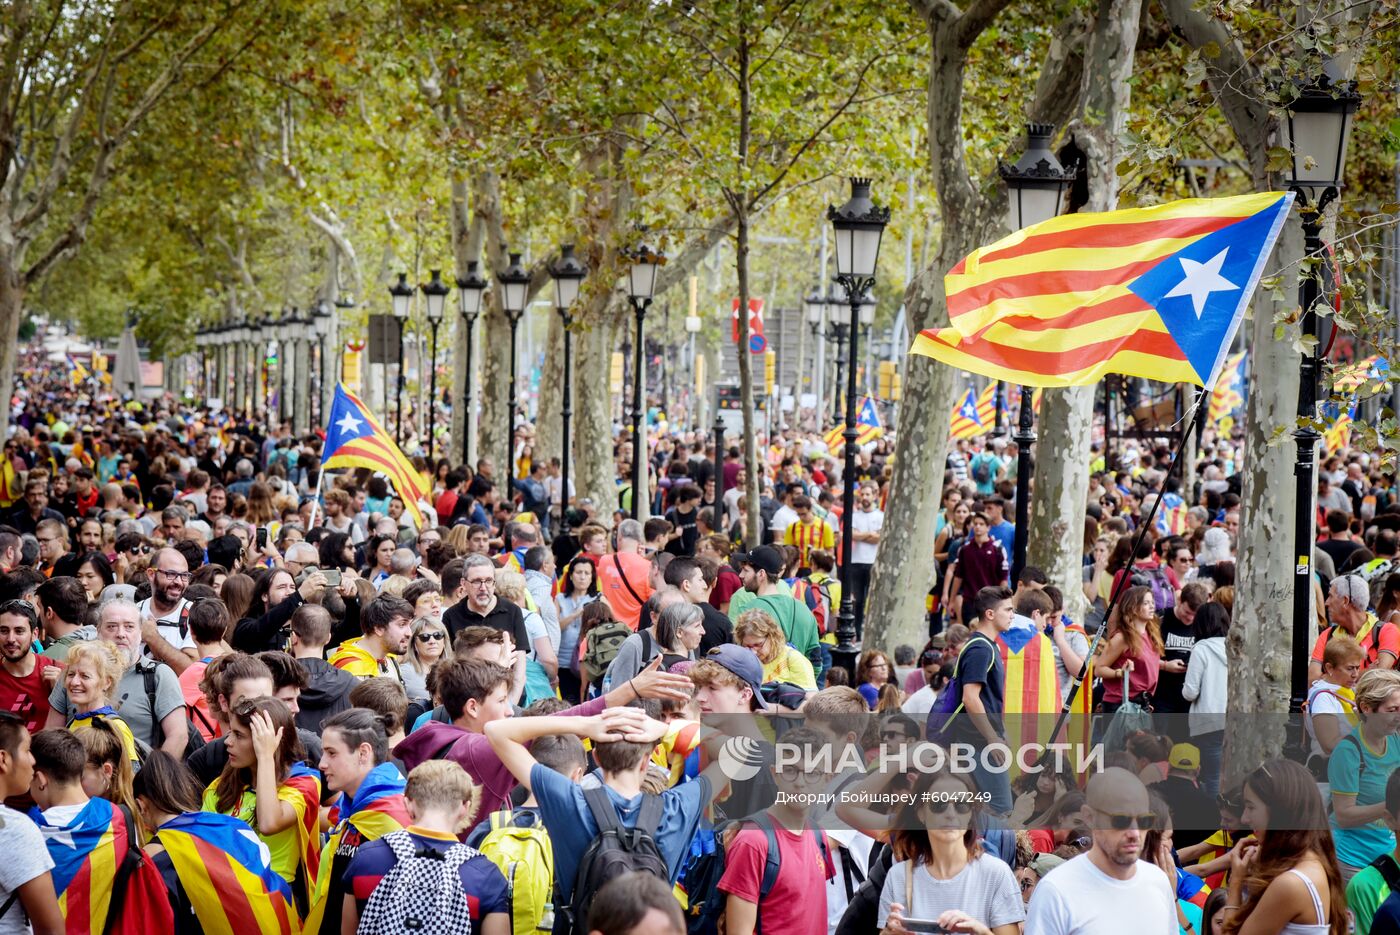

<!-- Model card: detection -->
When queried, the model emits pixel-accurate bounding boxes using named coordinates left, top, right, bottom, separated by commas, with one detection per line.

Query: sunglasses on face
left=416, top=632, right=446, bottom=643
left=1097, top=811, right=1156, bottom=831
left=925, top=800, right=973, bottom=816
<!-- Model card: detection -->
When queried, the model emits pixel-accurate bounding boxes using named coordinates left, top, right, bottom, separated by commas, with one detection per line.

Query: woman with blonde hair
left=65, top=640, right=140, bottom=764
left=496, top=568, right=558, bottom=684
left=734, top=609, right=816, bottom=691
left=1327, top=667, right=1400, bottom=882
left=403, top=616, right=452, bottom=703
left=444, top=524, right=473, bottom=557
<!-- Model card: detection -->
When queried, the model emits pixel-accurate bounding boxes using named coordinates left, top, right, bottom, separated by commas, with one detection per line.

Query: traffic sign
left=748, top=333, right=767, bottom=354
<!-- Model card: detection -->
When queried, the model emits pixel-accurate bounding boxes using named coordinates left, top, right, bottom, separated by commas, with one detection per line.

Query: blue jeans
left=1196, top=730, right=1225, bottom=800
left=969, top=744, right=1013, bottom=816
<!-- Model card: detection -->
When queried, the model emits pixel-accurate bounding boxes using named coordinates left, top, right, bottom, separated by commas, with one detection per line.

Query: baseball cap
left=704, top=644, right=771, bottom=710
left=1168, top=743, right=1201, bottom=771
left=734, top=545, right=783, bottom=577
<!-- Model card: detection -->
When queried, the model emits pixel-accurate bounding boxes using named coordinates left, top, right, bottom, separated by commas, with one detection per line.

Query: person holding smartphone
left=878, top=769, right=1024, bottom=935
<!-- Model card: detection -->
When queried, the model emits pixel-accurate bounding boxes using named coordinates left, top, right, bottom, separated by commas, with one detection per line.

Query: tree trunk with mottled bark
left=1028, top=0, right=1142, bottom=623
left=575, top=311, right=621, bottom=511
left=535, top=310, right=565, bottom=469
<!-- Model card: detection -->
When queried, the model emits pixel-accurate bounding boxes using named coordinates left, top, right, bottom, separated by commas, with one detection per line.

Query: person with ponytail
left=1220, top=758, right=1347, bottom=935
left=72, top=721, right=138, bottom=830
left=135, top=751, right=296, bottom=935
left=302, top=708, right=410, bottom=935
left=200, top=696, right=320, bottom=912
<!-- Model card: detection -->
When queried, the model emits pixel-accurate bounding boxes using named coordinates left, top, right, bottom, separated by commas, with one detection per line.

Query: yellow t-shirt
left=201, top=779, right=319, bottom=885
left=764, top=646, right=817, bottom=691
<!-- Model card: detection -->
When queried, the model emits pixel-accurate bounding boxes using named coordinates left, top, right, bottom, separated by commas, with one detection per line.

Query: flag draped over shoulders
left=156, top=812, right=299, bottom=935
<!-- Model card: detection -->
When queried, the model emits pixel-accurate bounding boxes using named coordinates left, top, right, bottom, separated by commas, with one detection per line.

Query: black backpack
left=141, top=660, right=205, bottom=760
left=565, top=786, right=668, bottom=934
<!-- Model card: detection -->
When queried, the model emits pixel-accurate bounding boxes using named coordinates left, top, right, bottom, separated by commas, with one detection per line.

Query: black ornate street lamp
left=497, top=252, right=531, bottom=484
left=550, top=244, right=588, bottom=539
left=827, top=177, right=889, bottom=677
left=389, top=273, right=414, bottom=446
left=456, top=262, right=488, bottom=468
left=999, top=123, right=1076, bottom=582
left=421, top=270, right=450, bottom=461
left=624, top=237, right=666, bottom=520
left=1282, top=66, right=1360, bottom=709
left=311, top=303, right=332, bottom=428
left=713, top=390, right=726, bottom=513
left=827, top=281, right=850, bottom=424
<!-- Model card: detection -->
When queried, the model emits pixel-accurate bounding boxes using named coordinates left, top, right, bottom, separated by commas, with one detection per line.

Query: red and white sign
left=731, top=298, right=765, bottom=351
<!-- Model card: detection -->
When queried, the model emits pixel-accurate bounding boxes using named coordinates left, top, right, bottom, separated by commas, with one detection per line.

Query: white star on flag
left=1165, top=247, right=1239, bottom=318
left=335, top=410, right=364, bottom=438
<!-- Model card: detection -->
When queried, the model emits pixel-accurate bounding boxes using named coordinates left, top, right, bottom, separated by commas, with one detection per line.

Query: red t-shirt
left=435, top=490, right=460, bottom=526
left=597, top=551, right=654, bottom=630
left=711, top=566, right=743, bottom=610
left=0, top=657, right=63, bottom=733
left=718, top=822, right=834, bottom=935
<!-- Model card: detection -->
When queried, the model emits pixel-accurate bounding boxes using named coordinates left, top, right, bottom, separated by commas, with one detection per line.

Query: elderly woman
left=653, top=602, right=705, bottom=671
left=733, top=609, right=817, bottom=692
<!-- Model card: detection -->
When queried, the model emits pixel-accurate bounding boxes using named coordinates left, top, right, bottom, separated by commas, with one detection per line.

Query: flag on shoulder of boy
left=913, top=192, right=1294, bottom=388
left=322, top=384, right=429, bottom=527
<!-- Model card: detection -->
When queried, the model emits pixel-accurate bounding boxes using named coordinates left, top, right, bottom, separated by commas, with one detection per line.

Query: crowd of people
left=1, top=329, right=1399, bottom=935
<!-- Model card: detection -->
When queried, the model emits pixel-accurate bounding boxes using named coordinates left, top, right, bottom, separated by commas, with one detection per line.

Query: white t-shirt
left=1024, top=852, right=1176, bottom=935
left=1306, top=679, right=1352, bottom=759
left=136, top=597, right=196, bottom=659
left=770, top=504, right=798, bottom=537
left=825, top=828, right=875, bottom=935
left=0, top=805, right=55, bottom=935
left=902, top=684, right=937, bottom=717
left=878, top=855, right=1024, bottom=930
left=850, top=508, right=883, bottom=564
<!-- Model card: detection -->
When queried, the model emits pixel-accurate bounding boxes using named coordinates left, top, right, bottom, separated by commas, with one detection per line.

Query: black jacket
left=295, top=657, right=357, bottom=734
left=444, top=598, right=530, bottom=651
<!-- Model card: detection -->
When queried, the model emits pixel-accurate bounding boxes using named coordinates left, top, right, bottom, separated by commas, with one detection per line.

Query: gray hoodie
left=1182, top=636, right=1228, bottom=735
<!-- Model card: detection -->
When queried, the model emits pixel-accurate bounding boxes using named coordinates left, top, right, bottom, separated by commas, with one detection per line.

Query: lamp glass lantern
left=497, top=252, right=531, bottom=316
left=805, top=288, right=826, bottom=326
left=858, top=294, right=876, bottom=326
left=549, top=244, right=588, bottom=309
left=389, top=273, right=414, bottom=320
left=421, top=269, right=449, bottom=324
left=827, top=178, right=890, bottom=279
left=456, top=262, right=488, bottom=320
left=999, top=123, right=1076, bottom=233
left=1282, top=75, right=1359, bottom=197
left=624, top=241, right=665, bottom=300
left=312, top=304, right=331, bottom=337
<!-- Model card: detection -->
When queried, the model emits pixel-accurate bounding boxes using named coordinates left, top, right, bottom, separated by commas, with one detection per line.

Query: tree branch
left=954, top=0, right=1018, bottom=50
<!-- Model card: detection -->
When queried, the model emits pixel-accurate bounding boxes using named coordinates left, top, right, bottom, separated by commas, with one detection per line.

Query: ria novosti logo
left=716, top=736, right=768, bottom=781
left=716, top=735, right=1105, bottom=781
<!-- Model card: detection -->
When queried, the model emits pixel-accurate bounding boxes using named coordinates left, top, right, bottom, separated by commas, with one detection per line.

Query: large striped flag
left=155, top=812, right=299, bottom=935
left=996, top=619, right=1094, bottom=783
left=949, top=385, right=995, bottom=439
left=823, top=397, right=883, bottom=455
left=303, top=764, right=410, bottom=934
left=913, top=192, right=1294, bottom=388
left=322, top=384, right=429, bottom=528
left=32, top=797, right=173, bottom=934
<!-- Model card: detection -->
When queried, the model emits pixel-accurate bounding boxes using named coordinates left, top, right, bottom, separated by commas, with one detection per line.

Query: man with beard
left=198, top=484, right=228, bottom=526
left=43, top=598, right=188, bottom=757
left=1025, top=768, right=1176, bottom=934
left=136, top=548, right=198, bottom=674
left=0, top=600, right=63, bottom=733
left=328, top=594, right=413, bottom=684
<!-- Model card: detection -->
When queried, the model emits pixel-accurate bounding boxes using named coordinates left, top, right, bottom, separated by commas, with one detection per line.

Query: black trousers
left=849, top=562, right=874, bottom=639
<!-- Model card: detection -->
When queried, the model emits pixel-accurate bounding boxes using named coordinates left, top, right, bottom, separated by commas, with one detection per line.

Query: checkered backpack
left=357, top=830, right=476, bottom=935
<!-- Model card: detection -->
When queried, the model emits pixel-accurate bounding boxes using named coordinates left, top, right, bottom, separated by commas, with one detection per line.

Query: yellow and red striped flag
left=824, top=397, right=883, bottom=455
left=913, top=192, right=1294, bottom=387
left=322, top=384, right=429, bottom=528
left=950, top=384, right=996, bottom=439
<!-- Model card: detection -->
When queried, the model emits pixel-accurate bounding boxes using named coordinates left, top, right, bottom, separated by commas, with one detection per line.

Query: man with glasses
left=8, top=480, right=63, bottom=535
left=33, top=520, right=68, bottom=576
left=282, top=541, right=319, bottom=580
left=1025, top=768, right=1176, bottom=933
left=444, top=553, right=531, bottom=651
left=136, top=548, right=198, bottom=674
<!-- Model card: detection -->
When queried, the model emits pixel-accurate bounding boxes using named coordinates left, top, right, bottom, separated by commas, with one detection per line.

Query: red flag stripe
left=948, top=260, right=1160, bottom=317
left=978, top=214, right=1241, bottom=264
left=961, top=292, right=1155, bottom=337
left=931, top=323, right=1188, bottom=373
left=189, top=836, right=266, bottom=932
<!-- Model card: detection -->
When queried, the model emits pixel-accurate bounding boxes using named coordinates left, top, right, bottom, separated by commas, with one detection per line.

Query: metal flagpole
left=1042, top=401, right=1207, bottom=750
